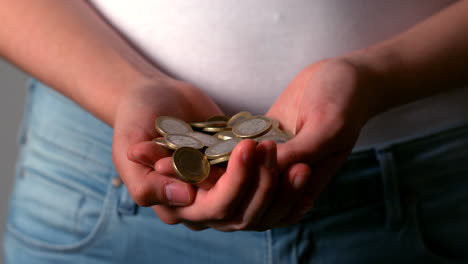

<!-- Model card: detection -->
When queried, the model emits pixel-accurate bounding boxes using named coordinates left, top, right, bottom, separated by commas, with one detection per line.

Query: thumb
left=127, top=140, right=172, bottom=168
left=276, top=122, right=332, bottom=170
left=114, top=135, right=195, bottom=207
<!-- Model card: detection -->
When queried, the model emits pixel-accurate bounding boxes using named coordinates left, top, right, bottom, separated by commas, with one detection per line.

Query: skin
left=1, top=0, right=468, bottom=231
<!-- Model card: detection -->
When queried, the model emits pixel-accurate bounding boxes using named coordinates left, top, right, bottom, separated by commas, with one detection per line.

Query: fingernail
left=293, top=170, right=310, bottom=189
left=165, top=183, right=191, bottom=206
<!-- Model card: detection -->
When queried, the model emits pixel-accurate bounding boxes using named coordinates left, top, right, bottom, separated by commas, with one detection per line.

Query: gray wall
left=0, top=60, right=27, bottom=263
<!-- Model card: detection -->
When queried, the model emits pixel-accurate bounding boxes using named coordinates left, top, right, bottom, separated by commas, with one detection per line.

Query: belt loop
left=375, top=148, right=403, bottom=230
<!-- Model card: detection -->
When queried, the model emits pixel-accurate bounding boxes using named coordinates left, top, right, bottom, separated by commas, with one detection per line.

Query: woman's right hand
left=112, top=78, right=224, bottom=207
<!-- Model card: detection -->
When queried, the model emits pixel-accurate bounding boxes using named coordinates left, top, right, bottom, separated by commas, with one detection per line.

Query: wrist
left=341, top=45, right=404, bottom=117
left=75, top=63, right=173, bottom=127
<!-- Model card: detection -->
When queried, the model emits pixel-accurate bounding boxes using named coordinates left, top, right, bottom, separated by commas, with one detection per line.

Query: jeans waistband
left=307, top=122, right=468, bottom=221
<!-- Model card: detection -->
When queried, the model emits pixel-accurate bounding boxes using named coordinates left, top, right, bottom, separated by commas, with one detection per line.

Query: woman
left=2, top=0, right=468, bottom=263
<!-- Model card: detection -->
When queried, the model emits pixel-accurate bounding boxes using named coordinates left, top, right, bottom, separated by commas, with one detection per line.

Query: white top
left=90, top=0, right=468, bottom=149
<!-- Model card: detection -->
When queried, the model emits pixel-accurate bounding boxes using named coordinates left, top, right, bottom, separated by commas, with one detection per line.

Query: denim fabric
left=3, top=80, right=468, bottom=264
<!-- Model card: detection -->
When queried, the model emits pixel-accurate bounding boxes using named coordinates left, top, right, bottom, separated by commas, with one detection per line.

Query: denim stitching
left=6, top=181, right=116, bottom=252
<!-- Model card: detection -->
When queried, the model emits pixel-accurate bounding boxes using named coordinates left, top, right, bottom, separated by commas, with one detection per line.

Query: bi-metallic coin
left=209, top=155, right=231, bottom=165
left=186, top=131, right=221, bottom=147
left=205, top=139, right=240, bottom=159
left=189, top=120, right=228, bottom=128
left=207, top=115, right=230, bottom=122
left=232, top=116, right=272, bottom=138
left=214, top=130, right=236, bottom=140
left=255, top=134, right=290, bottom=144
left=155, top=116, right=192, bottom=136
left=173, top=147, right=210, bottom=183
left=152, top=137, right=169, bottom=148
left=164, top=134, right=204, bottom=150
left=227, top=111, right=252, bottom=127
left=202, top=126, right=231, bottom=133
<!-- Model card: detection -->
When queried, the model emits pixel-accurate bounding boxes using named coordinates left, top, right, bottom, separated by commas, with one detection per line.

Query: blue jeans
left=3, top=80, right=468, bottom=264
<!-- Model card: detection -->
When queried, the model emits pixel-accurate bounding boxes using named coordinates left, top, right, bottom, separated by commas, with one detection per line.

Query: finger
left=113, top=124, right=194, bottom=208
left=170, top=139, right=257, bottom=222
left=125, top=168, right=196, bottom=207
left=128, top=140, right=172, bottom=168
left=154, top=157, right=175, bottom=176
left=120, top=144, right=196, bottom=207
left=155, top=156, right=226, bottom=189
left=276, top=122, right=326, bottom=170
left=183, top=222, right=209, bottom=231
left=281, top=150, right=350, bottom=224
left=226, top=141, right=279, bottom=230
left=260, top=163, right=312, bottom=228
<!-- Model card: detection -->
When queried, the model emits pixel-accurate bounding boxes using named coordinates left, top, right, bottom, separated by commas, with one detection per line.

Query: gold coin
left=232, top=116, right=272, bottom=138
left=152, top=137, right=169, bottom=148
left=155, top=116, right=192, bottom=136
left=214, top=130, right=236, bottom=140
left=189, top=120, right=228, bottom=128
left=227, top=111, right=252, bottom=127
left=207, top=115, right=230, bottom=122
left=202, top=126, right=232, bottom=133
left=209, top=155, right=230, bottom=165
left=164, top=134, right=204, bottom=150
left=173, top=147, right=210, bottom=183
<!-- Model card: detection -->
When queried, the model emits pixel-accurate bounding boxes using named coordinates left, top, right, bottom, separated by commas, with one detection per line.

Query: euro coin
left=186, top=131, right=221, bottom=147
left=164, top=134, right=204, bottom=150
left=232, top=116, right=272, bottom=138
left=189, top=120, right=228, bottom=128
left=155, top=116, right=192, bottom=136
left=214, top=130, right=236, bottom=140
left=207, top=115, right=230, bottom=122
left=152, top=137, right=169, bottom=148
left=202, top=126, right=231, bottom=133
left=255, top=134, right=290, bottom=144
left=205, top=139, right=241, bottom=159
left=271, top=119, right=280, bottom=129
left=209, top=155, right=230, bottom=165
left=173, top=147, right=210, bottom=183
left=227, top=111, right=252, bottom=127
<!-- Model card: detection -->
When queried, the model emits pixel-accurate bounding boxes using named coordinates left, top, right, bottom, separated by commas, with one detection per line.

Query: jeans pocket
left=6, top=164, right=117, bottom=252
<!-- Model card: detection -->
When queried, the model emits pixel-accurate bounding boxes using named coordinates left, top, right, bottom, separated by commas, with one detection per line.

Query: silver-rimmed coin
left=207, top=115, right=230, bottom=122
left=263, top=126, right=281, bottom=136
left=186, top=131, right=221, bottom=147
left=152, top=137, right=169, bottom=148
left=164, top=134, right=204, bottom=150
left=271, top=119, right=280, bottom=129
left=155, top=116, right=192, bottom=136
left=232, top=116, right=272, bottom=138
left=227, top=111, right=252, bottom=127
left=205, top=139, right=240, bottom=159
left=255, top=134, right=289, bottom=144
left=209, top=155, right=230, bottom=165
left=189, top=120, right=228, bottom=128
left=214, top=130, right=236, bottom=140
left=202, top=126, right=231, bottom=133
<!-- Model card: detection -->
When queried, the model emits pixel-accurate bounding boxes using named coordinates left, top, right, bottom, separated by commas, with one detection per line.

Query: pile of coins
left=153, top=112, right=292, bottom=184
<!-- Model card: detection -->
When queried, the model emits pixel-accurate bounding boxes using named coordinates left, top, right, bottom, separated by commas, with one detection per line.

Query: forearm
left=346, top=0, right=468, bottom=116
left=0, top=0, right=166, bottom=126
